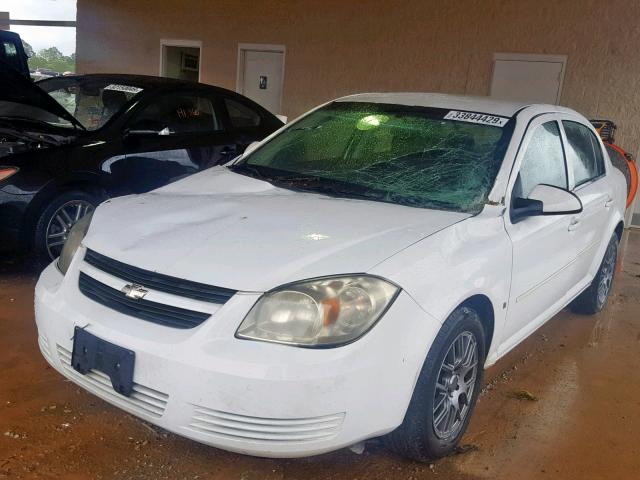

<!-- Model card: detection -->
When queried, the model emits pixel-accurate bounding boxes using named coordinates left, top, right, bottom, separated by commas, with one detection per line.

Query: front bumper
left=34, top=255, right=441, bottom=458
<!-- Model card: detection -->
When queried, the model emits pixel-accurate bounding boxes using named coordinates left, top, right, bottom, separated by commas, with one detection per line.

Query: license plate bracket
left=71, top=327, right=135, bottom=397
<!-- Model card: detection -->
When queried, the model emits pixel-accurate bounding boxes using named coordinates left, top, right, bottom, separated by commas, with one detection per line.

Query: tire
left=33, top=190, right=99, bottom=266
left=384, top=306, right=486, bottom=462
left=570, top=233, right=618, bottom=315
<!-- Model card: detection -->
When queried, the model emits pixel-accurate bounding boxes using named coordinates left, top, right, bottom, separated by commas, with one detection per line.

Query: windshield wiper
left=270, top=177, right=375, bottom=201
left=227, top=163, right=271, bottom=180
left=228, top=164, right=321, bottom=184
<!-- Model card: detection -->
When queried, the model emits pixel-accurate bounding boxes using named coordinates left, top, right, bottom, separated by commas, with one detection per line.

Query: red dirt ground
left=1, top=231, right=639, bottom=479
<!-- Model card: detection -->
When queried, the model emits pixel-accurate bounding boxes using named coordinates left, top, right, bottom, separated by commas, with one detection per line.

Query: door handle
left=605, top=196, right=614, bottom=208
left=568, top=217, right=581, bottom=231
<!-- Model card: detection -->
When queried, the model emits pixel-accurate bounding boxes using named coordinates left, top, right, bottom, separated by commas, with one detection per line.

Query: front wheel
left=384, top=306, right=485, bottom=462
left=570, top=233, right=618, bottom=314
left=33, top=190, right=98, bottom=264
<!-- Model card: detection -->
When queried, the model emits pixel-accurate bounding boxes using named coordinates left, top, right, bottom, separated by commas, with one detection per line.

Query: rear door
left=502, top=116, right=578, bottom=347
left=559, top=119, right=612, bottom=283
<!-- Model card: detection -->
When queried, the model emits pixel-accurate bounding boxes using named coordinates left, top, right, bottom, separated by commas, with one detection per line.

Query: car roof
left=335, top=92, right=579, bottom=119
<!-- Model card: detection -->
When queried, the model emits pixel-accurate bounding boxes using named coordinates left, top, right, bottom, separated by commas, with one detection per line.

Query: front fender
left=370, top=206, right=511, bottom=365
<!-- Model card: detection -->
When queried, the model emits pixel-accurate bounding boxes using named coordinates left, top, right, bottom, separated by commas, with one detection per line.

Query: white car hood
left=84, top=167, right=470, bottom=291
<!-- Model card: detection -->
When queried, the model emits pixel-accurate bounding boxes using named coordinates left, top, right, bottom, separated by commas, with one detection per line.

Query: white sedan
left=34, top=93, right=626, bottom=461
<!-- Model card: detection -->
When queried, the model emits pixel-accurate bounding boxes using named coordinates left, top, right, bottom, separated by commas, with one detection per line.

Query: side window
left=225, top=98, right=261, bottom=128
left=2, top=41, right=21, bottom=71
left=563, top=121, right=605, bottom=187
left=517, top=121, right=567, bottom=198
left=133, top=94, right=222, bottom=134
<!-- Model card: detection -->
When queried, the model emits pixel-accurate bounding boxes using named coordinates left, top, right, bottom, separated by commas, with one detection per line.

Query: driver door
left=501, top=116, right=579, bottom=349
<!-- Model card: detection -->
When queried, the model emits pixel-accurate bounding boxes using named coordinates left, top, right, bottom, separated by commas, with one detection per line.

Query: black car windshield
left=232, top=102, right=514, bottom=213
left=38, top=77, right=144, bottom=130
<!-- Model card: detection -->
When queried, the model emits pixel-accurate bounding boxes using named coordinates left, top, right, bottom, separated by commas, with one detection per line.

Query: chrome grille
left=78, top=272, right=210, bottom=329
left=84, top=249, right=237, bottom=304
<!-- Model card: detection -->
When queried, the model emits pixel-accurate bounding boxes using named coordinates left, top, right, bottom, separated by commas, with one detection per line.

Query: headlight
left=236, top=275, right=399, bottom=347
left=0, top=166, right=19, bottom=182
left=57, top=211, right=93, bottom=275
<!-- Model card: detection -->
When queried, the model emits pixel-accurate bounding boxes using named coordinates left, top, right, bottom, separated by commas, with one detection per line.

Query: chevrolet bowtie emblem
left=121, top=283, right=148, bottom=300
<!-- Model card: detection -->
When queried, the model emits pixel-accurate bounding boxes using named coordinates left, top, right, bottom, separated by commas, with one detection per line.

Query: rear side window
left=563, top=121, right=605, bottom=187
left=134, top=95, right=221, bottom=134
left=225, top=98, right=261, bottom=128
left=517, top=121, right=567, bottom=198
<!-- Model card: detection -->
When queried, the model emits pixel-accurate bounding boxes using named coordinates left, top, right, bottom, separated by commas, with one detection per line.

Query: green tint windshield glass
left=236, top=102, right=513, bottom=213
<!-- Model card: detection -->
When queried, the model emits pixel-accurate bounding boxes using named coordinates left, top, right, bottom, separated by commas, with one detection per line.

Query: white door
left=560, top=119, right=614, bottom=281
left=502, top=116, right=578, bottom=349
left=491, top=54, right=566, bottom=104
left=240, top=49, right=284, bottom=115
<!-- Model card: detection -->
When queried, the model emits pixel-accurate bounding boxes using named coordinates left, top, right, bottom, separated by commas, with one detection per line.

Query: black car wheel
left=384, top=306, right=485, bottom=462
left=34, top=190, right=98, bottom=263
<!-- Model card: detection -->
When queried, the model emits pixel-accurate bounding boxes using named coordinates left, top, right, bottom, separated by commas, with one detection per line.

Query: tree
left=38, top=47, right=64, bottom=62
left=21, top=40, right=34, bottom=58
left=27, top=46, right=76, bottom=74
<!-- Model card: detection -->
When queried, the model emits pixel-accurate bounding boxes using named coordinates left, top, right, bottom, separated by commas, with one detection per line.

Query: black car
left=0, top=70, right=283, bottom=260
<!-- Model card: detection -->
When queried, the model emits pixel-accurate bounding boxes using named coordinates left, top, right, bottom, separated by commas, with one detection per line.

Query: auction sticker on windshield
left=444, top=110, right=509, bottom=127
left=104, top=84, right=143, bottom=94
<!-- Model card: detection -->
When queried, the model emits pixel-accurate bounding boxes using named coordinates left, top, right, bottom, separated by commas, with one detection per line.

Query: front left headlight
left=57, top=211, right=94, bottom=275
left=236, top=275, right=399, bottom=347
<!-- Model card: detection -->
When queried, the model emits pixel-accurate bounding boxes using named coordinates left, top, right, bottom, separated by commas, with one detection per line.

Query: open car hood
left=0, top=67, right=84, bottom=129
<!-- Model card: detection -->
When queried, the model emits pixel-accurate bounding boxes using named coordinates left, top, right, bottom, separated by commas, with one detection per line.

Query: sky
left=2, top=0, right=77, bottom=55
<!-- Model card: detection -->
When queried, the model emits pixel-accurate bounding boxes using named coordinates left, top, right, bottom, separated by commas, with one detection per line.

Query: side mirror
left=512, top=184, right=582, bottom=223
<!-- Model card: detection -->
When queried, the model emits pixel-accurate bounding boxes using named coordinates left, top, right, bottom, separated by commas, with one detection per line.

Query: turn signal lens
left=0, top=167, right=19, bottom=182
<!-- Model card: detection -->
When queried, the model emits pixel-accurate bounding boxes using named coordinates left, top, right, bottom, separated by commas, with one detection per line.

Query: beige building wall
left=77, top=0, right=640, bottom=154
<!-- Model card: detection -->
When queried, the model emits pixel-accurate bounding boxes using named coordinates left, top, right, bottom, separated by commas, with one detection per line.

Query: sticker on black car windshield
left=104, top=84, right=143, bottom=94
left=444, top=110, right=509, bottom=127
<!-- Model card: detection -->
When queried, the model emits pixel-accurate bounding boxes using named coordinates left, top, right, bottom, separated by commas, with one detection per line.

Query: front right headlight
left=57, top=211, right=93, bottom=275
left=236, top=275, right=400, bottom=347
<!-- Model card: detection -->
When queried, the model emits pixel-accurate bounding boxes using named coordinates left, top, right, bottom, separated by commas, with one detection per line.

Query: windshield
left=38, top=77, right=144, bottom=130
left=232, top=102, right=514, bottom=213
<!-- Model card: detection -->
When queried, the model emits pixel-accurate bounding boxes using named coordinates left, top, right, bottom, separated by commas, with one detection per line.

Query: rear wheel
left=570, top=233, right=618, bottom=314
left=34, top=190, right=98, bottom=264
left=384, top=306, right=485, bottom=462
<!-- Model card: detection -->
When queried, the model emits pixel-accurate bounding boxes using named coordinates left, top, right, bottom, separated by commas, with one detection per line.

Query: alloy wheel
left=597, top=242, right=616, bottom=308
left=433, top=331, right=479, bottom=439
left=45, top=200, right=95, bottom=260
